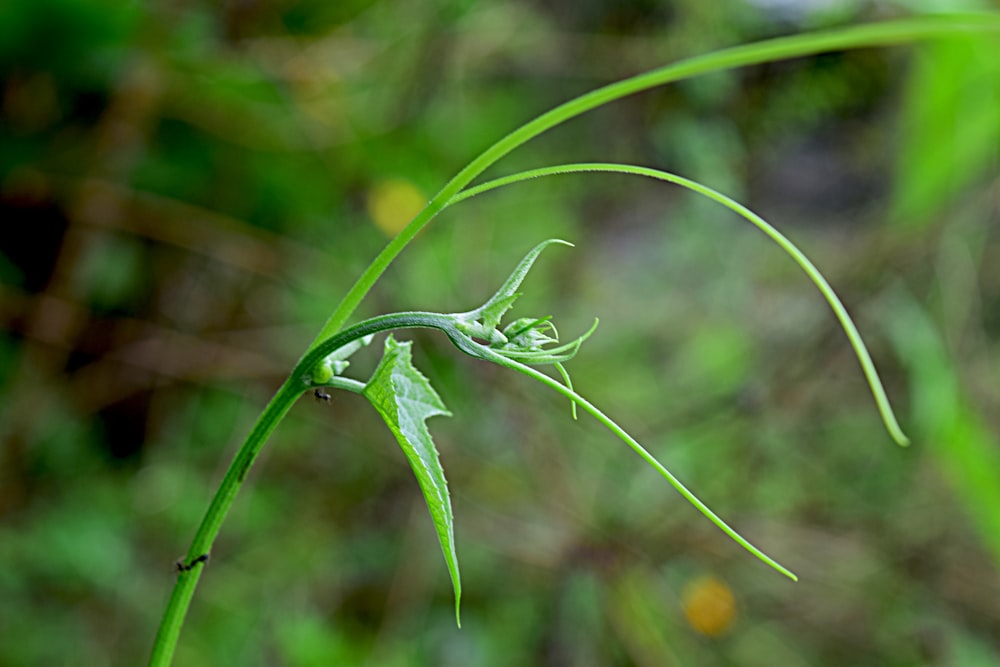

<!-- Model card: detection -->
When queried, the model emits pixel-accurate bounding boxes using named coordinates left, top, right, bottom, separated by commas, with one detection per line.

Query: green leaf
left=361, top=335, right=461, bottom=624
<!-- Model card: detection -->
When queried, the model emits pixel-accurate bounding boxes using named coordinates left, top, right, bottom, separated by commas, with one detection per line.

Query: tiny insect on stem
left=175, top=553, right=209, bottom=573
left=314, top=389, right=332, bottom=403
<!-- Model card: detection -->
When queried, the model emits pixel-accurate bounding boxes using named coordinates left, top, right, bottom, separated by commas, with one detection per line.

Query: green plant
left=149, top=13, right=1000, bottom=666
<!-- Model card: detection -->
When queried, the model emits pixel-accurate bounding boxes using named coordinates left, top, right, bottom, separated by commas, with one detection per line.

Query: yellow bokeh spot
left=366, top=178, right=427, bottom=237
left=681, top=575, right=737, bottom=637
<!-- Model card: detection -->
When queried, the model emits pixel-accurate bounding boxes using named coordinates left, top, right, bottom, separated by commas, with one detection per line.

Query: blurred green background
left=2, top=0, right=999, bottom=664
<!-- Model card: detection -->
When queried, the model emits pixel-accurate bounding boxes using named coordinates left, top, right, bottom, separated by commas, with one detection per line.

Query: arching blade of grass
left=447, top=163, right=910, bottom=448
left=310, top=14, right=1000, bottom=346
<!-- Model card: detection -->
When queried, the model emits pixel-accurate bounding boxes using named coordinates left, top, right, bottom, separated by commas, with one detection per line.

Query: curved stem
left=448, top=162, right=909, bottom=447
left=308, top=14, right=1000, bottom=349
left=297, top=312, right=450, bottom=375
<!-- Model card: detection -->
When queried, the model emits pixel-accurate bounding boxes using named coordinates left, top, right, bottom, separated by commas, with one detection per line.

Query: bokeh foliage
left=2, top=0, right=999, bottom=665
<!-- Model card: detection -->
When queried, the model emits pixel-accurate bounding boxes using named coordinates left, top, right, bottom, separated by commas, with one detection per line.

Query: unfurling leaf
left=361, top=335, right=461, bottom=624
left=461, top=238, right=572, bottom=331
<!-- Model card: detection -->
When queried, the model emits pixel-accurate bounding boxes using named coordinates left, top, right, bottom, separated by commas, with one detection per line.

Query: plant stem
left=149, top=312, right=451, bottom=666
left=149, top=375, right=302, bottom=667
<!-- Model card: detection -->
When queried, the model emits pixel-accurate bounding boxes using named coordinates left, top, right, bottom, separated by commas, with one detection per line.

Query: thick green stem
left=149, top=376, right=302, bottom=667
left=149, top=312, right=451, bottom=666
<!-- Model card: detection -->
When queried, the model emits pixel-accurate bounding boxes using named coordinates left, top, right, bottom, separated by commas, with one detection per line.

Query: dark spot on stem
left=175, top=553, right=210, bottom=573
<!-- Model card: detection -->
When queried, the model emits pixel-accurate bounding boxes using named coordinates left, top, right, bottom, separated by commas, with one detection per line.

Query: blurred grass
left=2, top=0, right=999, bottom=665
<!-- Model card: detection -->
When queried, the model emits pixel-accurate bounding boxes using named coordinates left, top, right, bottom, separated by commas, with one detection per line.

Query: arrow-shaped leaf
left=362, top=335, right=461, bottom=624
